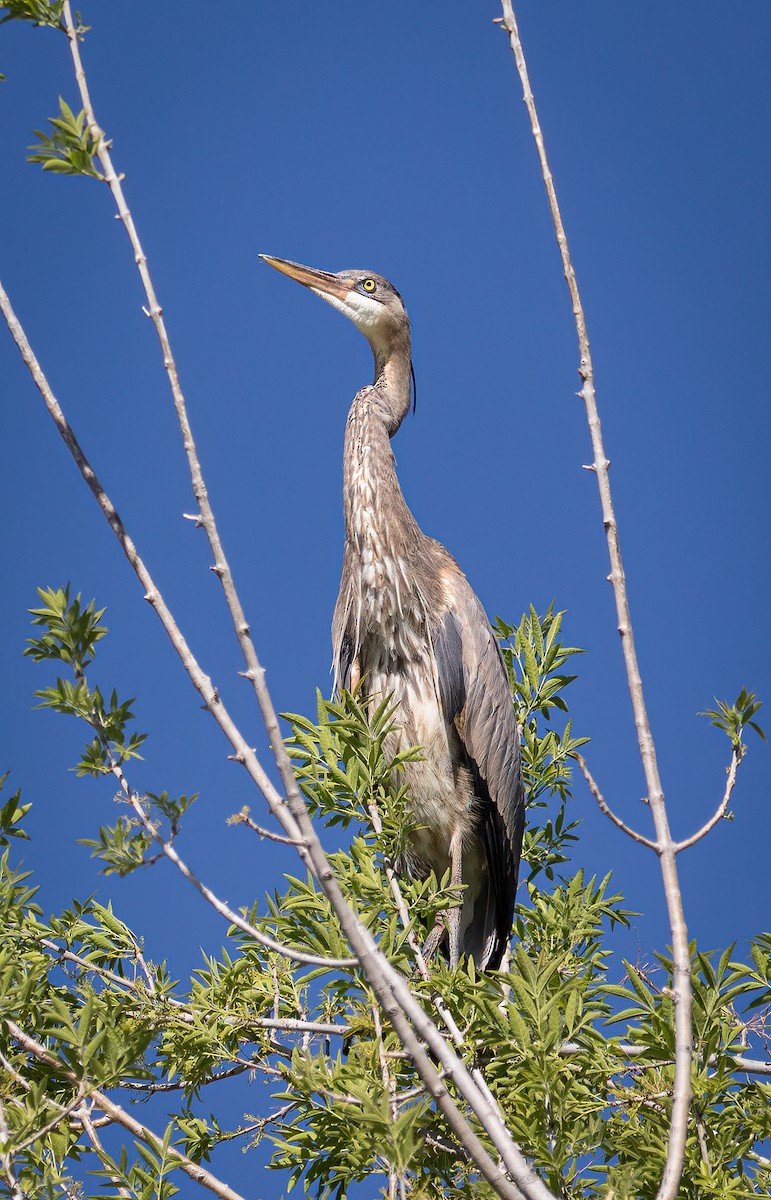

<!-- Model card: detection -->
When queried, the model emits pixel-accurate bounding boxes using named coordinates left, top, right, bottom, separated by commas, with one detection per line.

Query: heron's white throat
left=310, top=286, right=383, bottom=336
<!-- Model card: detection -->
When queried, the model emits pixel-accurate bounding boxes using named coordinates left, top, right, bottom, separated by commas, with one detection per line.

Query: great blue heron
left=261, top=255, right=524, bottom=970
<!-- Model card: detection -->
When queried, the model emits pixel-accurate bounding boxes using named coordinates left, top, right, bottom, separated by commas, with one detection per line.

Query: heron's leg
left=422, top=919, right=446, bottom=962
left=448, top=834, right=463, bottom=970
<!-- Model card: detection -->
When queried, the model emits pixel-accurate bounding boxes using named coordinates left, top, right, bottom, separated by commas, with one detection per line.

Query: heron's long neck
left=372, top=330, right=412, bottom=427
left=342, top=335, right=417, bottom=561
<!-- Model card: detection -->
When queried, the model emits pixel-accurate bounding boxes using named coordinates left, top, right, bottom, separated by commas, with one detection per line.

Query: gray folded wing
left=434, top=592, right=524, bottom=969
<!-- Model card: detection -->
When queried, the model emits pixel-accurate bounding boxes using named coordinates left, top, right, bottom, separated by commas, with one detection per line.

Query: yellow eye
left=361, top=278, right=376, bottom=293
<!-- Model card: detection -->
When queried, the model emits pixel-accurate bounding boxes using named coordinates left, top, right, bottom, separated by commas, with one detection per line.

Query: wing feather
left=332, top=552, right=355, bottom=692
left=434, top=580, right=524, bottom=969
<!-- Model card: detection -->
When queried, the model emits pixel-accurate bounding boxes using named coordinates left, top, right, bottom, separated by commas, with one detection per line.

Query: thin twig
left=228, top=808, right=306, bottom=847
left=255, top=1016, right=350, bottom=1037
left=217, top=1103, right=298, bottom=1146
left=499, top=6, right=693, bottom=1198
left=607, top=1092, right=669, bottom=1116
left=674, top=748, right=741, bottom=852
left=10, top=1089, right=87, bottom=1157
left=145, top=832, right=351, bottom=966
left=695, top=1112, right=712, bottom=1174
left=39, top=936, right=150, bottom=992
left=574, top=754, right=658, bottom=851
left=374, top=1007, right=400, bottom=1117
left=133, top=946, right=156, bottom=994
left=116, top=1064, right=249, bottom=1094
left=78, top=1106, right=132, bottom=1200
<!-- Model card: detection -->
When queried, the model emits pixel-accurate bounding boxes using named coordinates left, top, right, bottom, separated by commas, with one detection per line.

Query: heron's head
left=259, top=255, right=410, bottom=363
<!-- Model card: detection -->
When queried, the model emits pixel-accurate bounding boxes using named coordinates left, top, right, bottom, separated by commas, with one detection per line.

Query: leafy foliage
left=0, top=589, right=767, bottom=1199
left=0, top=1, right=65, bottom=30
left=496, top=606, right=587, bottom=882
left=602, top=948, right=771, bottom=1198
left=700, top=689, right=766, bottom=755
left=27, top=96, right=103, bottom=178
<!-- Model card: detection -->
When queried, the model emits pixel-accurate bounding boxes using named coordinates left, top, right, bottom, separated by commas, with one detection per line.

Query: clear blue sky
left=1, top=2, right=769, bottom=1195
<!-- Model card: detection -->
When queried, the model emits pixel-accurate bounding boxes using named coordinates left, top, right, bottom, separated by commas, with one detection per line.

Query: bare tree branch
left=253, top=1016, right=349, bottom=1037
left=674, top=747, right=741, bottom=853
left=574, top=753, right=658, bottom=850
left=498, top=5, right=693, bottom=1198
left=77, top=1106, right=132, bottom=1200
left=559, top=1041, right=771, bottom=1076
left=228, top=807, right=307, bottom=847
left=727, top=1055, right=771, bottom=1077
left=61, top=0, right=308, bottom=855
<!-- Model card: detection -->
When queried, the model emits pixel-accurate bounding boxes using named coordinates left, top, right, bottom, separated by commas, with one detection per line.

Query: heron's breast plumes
left=348, top=437, right=423, bottom=651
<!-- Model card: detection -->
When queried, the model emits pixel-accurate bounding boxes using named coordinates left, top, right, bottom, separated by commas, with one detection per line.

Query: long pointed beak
left=259, top=254, right=354, bottom=302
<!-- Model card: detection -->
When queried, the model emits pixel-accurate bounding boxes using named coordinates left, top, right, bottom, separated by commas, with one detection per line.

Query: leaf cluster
left=496, top=605, right=587, bottom=882
left=23, top=587, right=198, bottom=877
left=27, top=97, right=103, bottom=178
left=700, top=688, right=765, bottom=756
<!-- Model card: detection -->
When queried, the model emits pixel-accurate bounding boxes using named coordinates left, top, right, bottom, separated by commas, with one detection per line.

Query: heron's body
left=262, top=256, right=524, bottom=970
